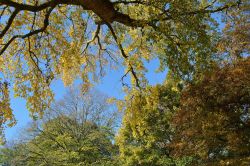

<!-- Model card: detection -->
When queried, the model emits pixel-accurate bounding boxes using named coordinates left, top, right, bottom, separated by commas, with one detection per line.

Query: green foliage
left=0, top=143, right=28, bottom=166
left=25, top=118, right=116, bottom=166
left=0, top=89, right=119, bottom=166
left=1, top=120, right=118, bottom=166
left=1, top=59, right=250, bottom=165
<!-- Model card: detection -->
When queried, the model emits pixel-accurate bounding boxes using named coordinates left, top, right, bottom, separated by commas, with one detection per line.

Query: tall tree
left=0, top=88, right=120, bottom=165
left=171, top=57, right=250, bottom=165
left=116, top=75, right=193, bottom=165
left=0, top=0, right=246, bottom=132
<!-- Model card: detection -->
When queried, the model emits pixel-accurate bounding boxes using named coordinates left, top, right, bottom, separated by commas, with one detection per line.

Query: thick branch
left=0, top=0, right=242, bottom=57
left=1, top=0, right=241, bottom=28
left=112, top=1, right=144, bottom=5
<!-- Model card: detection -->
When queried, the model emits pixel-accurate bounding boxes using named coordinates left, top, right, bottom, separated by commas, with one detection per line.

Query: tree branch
left=82, top=24, right=101, bottom=54
left=0, top=8, right=19, bottom=38
left=0, top=0, right=56, bottom=12
left=0, top=5, right=55, bottom=55
left=106, top=23, right=141, bottom=88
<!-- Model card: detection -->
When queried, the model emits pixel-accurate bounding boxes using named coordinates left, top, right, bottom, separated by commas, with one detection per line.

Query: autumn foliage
left=172, top=57, right=250, bottom=165
left=0, top=0, right=249, bottom=165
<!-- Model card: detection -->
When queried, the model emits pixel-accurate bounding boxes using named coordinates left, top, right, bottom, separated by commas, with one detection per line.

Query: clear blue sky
left=5, top=59, right=167, bottom=141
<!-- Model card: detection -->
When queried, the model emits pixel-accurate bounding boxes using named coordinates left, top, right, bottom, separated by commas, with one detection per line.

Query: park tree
left=0, top=88, right=120, bottom=165
left=171, top=57, right=250, bottom=165
left=116, top=75, right=194, bottom=165
left=0, top=0, right=246, bottom=136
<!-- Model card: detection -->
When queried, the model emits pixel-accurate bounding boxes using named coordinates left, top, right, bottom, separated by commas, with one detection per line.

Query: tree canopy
left=0, top=88, right=119, bottom=165
left=0, top=1, right=249, bottom=165
left=114, top=57, right=250, bottom=165
left=1, top=55, right=249, bottom=165
left=116, top=76, right=187, bottom=165
left=0, top=0, right=248, bottom=132
left=172, top=57, right=250, bottom=165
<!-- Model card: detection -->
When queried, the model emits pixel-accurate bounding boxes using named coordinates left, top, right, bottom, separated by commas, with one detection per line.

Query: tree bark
left=0, top=0, right=144, bottom=27
left=80, top=0, right=117, bottom=23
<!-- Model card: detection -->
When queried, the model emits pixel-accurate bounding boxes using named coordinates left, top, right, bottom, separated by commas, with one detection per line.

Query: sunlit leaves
left=116, top=76, right=182, bottom=165
left=0, top=0, right=247, bottom=140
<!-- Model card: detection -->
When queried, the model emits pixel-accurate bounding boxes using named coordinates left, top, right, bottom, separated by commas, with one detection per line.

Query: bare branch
left=0, top=5, right=8, bottom=18
left=106, top=23, right=141, bottom=88
left=82, top=24, right=101, bottom=54
left=27, top=37, right=43, bottom=77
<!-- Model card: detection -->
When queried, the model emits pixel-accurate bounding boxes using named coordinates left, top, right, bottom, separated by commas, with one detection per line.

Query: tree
left=0, top=142, right=29, bottom=166
left=116, top=75, right=193, bottom=165
left=171, top=57, right=250, bottom=165
left=0, top=88, right=120, bottom=165
left=0, top=0, right=246, bottom=132
left=217, top=1, right=249, bottom=60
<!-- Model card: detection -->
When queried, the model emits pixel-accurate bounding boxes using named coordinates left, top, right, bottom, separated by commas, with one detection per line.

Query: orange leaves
left=171, top=57, right=250, bottom=164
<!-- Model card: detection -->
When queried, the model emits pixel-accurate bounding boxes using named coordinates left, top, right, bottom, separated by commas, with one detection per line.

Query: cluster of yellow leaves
left=0, top=82, right=15, bottom=127
left=116, top=75, right=181, bottom=165
left=60, top=42, right=83, bottom=86
left=0, top=5, right=93, bottom=121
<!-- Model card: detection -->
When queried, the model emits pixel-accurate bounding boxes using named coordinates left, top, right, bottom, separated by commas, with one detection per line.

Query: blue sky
left=5, top=58, right=167, bottom=141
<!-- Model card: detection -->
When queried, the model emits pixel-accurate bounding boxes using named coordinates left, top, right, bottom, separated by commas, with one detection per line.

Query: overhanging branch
left=0, top=8, right=19, bottom=38
left=0, top=5, right=55, bottom=55
left=106, top=23, right=141, bottom=88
